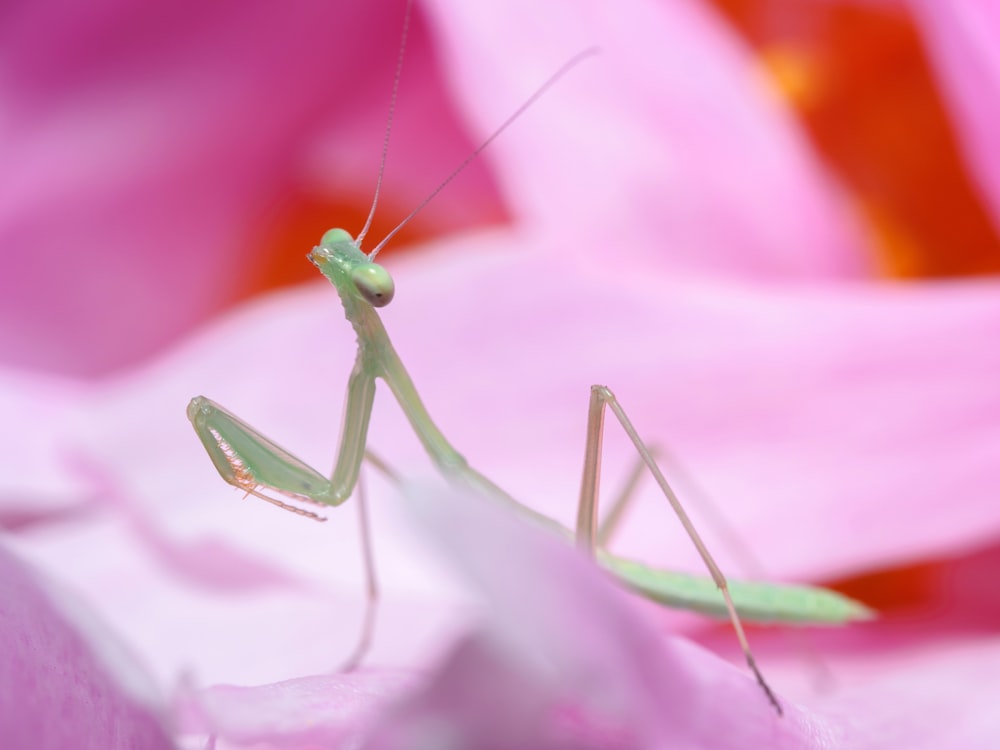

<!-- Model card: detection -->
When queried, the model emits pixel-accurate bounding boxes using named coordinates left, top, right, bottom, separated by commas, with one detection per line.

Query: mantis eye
left=351, top=263, right=395, bottom=307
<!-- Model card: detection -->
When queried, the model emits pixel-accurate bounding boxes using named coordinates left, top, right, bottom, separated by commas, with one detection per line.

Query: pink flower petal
left=172, top=484, right=815, bottom=749
left=65, top=452, right=307, bottom=592
left=388, top=481, right=1000, bottom=749
left=1, top=0, right=881, bottom=380
left=0, top=541, right=173, bottom=749
left=421, top=0, right=870, bottom=278
left=200, top=482, right=1000, bottom=748
left=0, top=0, right=503, bottom=376
left=7, top=498, right=472, bottom=690
left=176, top=671, right=417, bottom=747
left=365, top=482, right=795, bottom=748
left=0, top=368, right=90, bottom=522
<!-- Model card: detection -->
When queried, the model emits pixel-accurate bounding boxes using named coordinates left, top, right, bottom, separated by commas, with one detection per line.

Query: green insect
left=187, top=1, right=872, bottom=717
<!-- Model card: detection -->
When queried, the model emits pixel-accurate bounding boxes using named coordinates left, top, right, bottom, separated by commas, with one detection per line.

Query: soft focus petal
left=421, top=0, right=870, bottom=278
left=68, top=453, right=308, bottom=592
left=368, top=482, right=1000, bottom=749
left=0, top=368, right=89, bottom=522
left=0, top=541, right=173, bottom=749
left=908, top=0, right=1000, bottom=236
left=365, top=482, right=795, bottom=749
left=171, top=484, right=817, bottom=749
left=0, top=0, right=503, bottom=376
left=5, top=471, right=472, bottom=689
left=177, top=483, right=1000, bottom=748
left=175, top=671, right=416, bottom=748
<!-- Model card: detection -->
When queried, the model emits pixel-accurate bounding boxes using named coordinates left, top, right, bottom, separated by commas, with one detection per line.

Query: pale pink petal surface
left=175, top=671, right=417, bottom=748
left=0, top=541, right=174, bottom=749
left=174, top=484, right=1000, bottom=748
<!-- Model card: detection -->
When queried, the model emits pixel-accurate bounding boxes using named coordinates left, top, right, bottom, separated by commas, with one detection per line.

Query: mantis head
left=309, top=228, right=396, bottom=308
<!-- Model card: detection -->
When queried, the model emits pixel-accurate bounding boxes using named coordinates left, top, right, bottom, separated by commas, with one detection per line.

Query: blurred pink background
left=2, top=0, right=1000, bottom=746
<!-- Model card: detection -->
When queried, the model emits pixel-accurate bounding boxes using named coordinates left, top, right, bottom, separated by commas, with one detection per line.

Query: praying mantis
left=187, top=1, right=873, bottom=717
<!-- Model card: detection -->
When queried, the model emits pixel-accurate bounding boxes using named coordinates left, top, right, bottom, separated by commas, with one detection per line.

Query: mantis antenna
left=355, top=0, right=413, bottom=248
left=365, top=44, right=600, bottom=259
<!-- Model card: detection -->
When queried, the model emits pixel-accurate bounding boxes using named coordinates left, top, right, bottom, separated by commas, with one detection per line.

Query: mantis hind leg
left=575, top=385, right=783, bottom=716
left=336, top=467, right=379, bottom=672
left=334, top=447, right=411, bottom=672
left=597, top=445, right=767, bottom=578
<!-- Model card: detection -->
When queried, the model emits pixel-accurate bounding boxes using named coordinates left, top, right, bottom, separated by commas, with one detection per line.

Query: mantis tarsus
left=187, top=2, right=873, bottom=717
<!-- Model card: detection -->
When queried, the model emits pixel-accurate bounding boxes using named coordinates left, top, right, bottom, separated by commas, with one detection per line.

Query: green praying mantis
left=187, top=2, right=873, bottom=717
